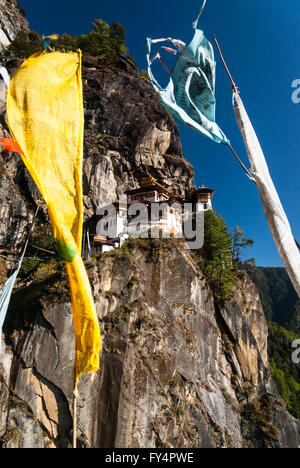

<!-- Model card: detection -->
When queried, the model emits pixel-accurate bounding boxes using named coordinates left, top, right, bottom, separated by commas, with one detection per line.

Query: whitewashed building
left=193, top=186, right=215, bottom=212
left=83, top=177, right=214, bottom=256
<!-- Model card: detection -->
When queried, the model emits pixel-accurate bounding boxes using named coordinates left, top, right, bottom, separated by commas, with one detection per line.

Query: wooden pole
left=73, top=390, right=77, bottom=449
left=213, top=32, right=256, bottom=184
left=213, top=32, right=239, bottom=94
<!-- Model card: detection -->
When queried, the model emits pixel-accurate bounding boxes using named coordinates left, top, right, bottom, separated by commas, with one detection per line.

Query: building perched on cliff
left=83, top=176, right=214, bottom=256
left=0, top=0, right=299, bottom=446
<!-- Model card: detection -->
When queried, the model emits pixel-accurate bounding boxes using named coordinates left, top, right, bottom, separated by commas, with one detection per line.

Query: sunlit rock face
left=0, top=0, right=28, bottom=50
left=0, top=240, right=299, bottom=448
left=0, top=53, right=194, bottom=253
left=0, top=0, right=299, bottom=448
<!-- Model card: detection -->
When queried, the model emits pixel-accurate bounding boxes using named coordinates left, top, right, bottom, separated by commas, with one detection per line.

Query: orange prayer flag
left=0, top=138, right=24, bottom=155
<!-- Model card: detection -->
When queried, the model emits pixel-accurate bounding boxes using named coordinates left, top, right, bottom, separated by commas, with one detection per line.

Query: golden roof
left=193, top=186, right=215, bottom=199
left=140, top=175, right=159, bottom=187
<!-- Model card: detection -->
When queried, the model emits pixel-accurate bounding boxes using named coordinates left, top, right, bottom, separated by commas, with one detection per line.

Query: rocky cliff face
left=0, top=0, right=28, bottom=50
left=0, top=54, right=194, bottom=252
left=82, top=55, right=194, bottom=217
left=0, top=240, right=299, bottom=448
left=0, top=2, right=29, bottom=250
left=0, top=6, right=299, bottom=447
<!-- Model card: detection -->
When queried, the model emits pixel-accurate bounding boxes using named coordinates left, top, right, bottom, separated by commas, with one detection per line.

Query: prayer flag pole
left=213, top=32, right=300, bottom=298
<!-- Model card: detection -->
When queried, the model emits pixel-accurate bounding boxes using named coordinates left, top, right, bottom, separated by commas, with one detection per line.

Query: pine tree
left=196, top=210, right=237, bottom=300
left=232, top=225, right=254, bottom=264
left=7, top=30, right=42, bottom=58
left=5, top=19, right=129, bottom=64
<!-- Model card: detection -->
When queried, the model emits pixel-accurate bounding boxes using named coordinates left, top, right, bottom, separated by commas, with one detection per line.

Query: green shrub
left=194, top=210, right=237, bottom=300
left=19, top=257, right=41, bottom=279
left=268, top=321, right=300, bottom=419
left=241, top=395, right=280, bottom=443
left=3, top=19, right=130, bottom=65
left=141, top=69, right=150, bottom=80
left=0, top=257, right=7, bottom=286
left=7, top=30, right=42, bottom=58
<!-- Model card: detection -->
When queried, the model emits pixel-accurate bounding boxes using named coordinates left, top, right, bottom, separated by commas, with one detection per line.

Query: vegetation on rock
left=268, top=321, right=300, bottom=420
left=238, top=264, right=300, bottom=420
left=193, top=210, right=237, bottom=301
left=241, top=395, right=281, bottom=447
left=2, top=19, right=130, bottom=65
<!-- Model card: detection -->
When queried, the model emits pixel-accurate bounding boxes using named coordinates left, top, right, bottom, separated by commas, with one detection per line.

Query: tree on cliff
left=232, top=225, right=254, bottom=264
left=268, top=321, right=300, bottom=419
left=76, top=19, right=128, bottom=60
left=5, top=30, right=42, bottom=58
left=3, top=19, right=128, bottom=63
left=195, top=210, right=237, bottom=300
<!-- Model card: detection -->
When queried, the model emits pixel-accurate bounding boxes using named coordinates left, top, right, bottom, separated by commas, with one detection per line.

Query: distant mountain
left=241, top=264, right=300, bottom=333
left=241, top=264, right=300, bottom=419
left=268, top=322, right=300, bottom=419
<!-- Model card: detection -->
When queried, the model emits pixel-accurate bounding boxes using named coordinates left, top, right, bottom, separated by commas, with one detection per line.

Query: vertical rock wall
left=0, top=241, right=299, bottom=448
left=0, top=0, right=28, bottom=50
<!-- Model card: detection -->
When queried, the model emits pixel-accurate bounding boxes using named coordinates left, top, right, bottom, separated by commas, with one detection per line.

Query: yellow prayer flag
left=6, top=50, right=101, bottom=385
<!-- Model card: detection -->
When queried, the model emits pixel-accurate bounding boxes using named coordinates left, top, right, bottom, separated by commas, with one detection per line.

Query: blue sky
left=20, top=0, right=300, bottom=267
